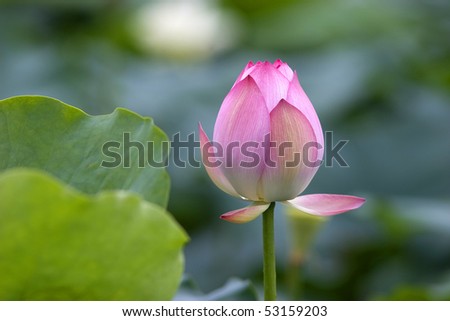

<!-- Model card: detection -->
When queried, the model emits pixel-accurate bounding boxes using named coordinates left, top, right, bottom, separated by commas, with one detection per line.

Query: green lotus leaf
left=0, top=95, right=169, bottom=207
left=0, top=168, right=188, bottom=300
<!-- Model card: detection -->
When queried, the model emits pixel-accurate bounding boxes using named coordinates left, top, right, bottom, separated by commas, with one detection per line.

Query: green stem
left=263, top=202, right=276, bottom=301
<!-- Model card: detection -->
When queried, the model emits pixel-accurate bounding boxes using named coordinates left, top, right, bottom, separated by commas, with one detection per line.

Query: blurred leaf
left=375, top=274, right=450, bottom=301
left=0, top=95, right=170, bottom=207
left=375, top=286, right=431, bottom=300
left=203, top=278, right=259, bottom=301
left=300, top=198, right=450, bottom=300
left=175, top=276, right=259, bottom=301
left=0, top=168, right=188, bottom=300
left=174, top=276, right=205, bottom=300
left=286, top=208, right=326, bottom=256
left=284, top=208, right=326, bottom=298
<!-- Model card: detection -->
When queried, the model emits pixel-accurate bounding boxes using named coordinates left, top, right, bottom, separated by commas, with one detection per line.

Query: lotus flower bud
left=199, top=60, right=364, bottom=223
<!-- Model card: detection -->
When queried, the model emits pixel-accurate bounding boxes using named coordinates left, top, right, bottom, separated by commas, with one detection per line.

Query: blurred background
left=1, top=0, right=449, bottom=300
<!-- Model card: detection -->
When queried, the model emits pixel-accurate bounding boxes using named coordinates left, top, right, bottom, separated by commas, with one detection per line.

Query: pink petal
left=232, top=61, right=255, bottom=87
left=259, top=100, right=320, bottom=202
left=199, top=123, right=240, bottom=198
left=285, top=194, right=366, bottom=216
left=239, top=61, right=265, bottom=81
left=220, top=202, right=270, bottom=224
left=273, top=59, right=294, bottom=81
left=247, top=61, right=290, bottom=111
left=286, top=72, right=324, bottom=161
left=213, top=77, right=270, bottom=201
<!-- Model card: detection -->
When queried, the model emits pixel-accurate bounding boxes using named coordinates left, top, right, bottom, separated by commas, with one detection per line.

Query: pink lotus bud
left=199, top=60, right=364, bottom=223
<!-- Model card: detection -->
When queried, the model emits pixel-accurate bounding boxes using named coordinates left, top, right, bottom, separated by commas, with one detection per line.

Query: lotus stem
left=263, top=202, right=276, bottom=301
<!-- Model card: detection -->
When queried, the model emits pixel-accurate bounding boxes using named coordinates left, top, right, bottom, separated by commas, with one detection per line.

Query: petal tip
left=349, top=196, right=366, bottom=209
left=219, top=203, right=270, bottom=224
left=287, top=194, right=366, bottom=216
